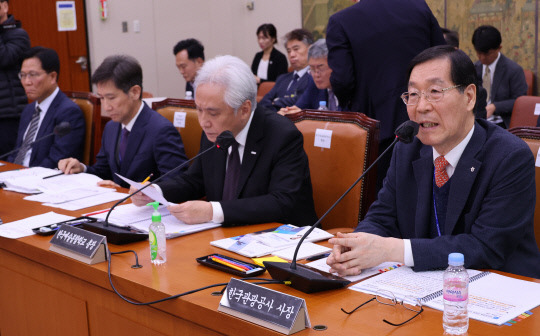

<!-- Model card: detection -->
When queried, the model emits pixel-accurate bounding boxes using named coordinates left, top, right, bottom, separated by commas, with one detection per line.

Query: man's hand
left=167, top=201, right=213, bottom=224
left=130, top=185, right=154, bottom=206
left=486, top=103, right=496, bottom=118
left=58, top=157, right=84, bottom=174
left=327, top=232, right=404, bottom=276
left=278, top=105, right=301, bottom=116
left=97, top=180, right=121, bottom=188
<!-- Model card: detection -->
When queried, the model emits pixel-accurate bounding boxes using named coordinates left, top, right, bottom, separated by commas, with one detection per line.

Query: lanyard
left=432, top=171, right=442, bottom=237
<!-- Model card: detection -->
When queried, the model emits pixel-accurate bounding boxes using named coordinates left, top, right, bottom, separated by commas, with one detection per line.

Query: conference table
left=0, top=162, right=538, bottom=335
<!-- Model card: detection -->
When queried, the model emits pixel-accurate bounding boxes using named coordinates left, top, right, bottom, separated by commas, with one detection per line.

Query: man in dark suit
left=132, top=55, right=318, bottom=227
left=173, top=38, right=204, bottom=98
left=8, top=47, right=85, bottom=168
left=326, top=0, right=446, bottom=189
left=59, top=55, right=187, bottom=188
left=259, top=29, right=314, bottom=112
left=472, top=25, right=527, bottom=128
left=327, top=46, right=540, bottom=278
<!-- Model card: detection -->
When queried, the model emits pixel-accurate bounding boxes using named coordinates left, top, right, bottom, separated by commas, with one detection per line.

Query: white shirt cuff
left=210, top=202, right=224, bottom=223
left=403, top=239, right=415, bottom=267
left=81, top=163, right=87, bottom=173
left=152, top=183, right=164, bottom=197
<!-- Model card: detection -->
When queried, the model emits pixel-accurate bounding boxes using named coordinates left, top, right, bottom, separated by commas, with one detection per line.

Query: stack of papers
left=0, top=212, right=75, bottom=239
left=210, top=224, right=334, bottom=258
left=88, top=203, right=220, bottom=239
left=0, top=167, right=59, bottom=193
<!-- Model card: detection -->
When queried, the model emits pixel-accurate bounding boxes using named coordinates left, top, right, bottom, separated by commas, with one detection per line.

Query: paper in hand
left=114, top=173, right=170, bottom=206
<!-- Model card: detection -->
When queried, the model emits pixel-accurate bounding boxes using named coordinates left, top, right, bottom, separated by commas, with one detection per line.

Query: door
left=9, top=0, right=90, bottom=91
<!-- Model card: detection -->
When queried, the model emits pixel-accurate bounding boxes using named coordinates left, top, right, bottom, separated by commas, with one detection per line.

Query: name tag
left=174, top=111, right=187, bottom=128
left=50, top=224, right=108, bottom=264
left=314, top=129, right=332, bottom=149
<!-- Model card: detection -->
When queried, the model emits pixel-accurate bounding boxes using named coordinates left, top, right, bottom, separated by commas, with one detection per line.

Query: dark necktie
left=14, top=105, right=42, bottom=165
left=434, top=156, right=450, bottom=188
left=222, top=140, right=240, bottom=201
left=118, top=128, right=130, bottom=164
left=287, top=73, right=300, bottom=93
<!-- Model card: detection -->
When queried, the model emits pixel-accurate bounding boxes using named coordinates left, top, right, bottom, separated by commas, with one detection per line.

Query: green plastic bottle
left=147, top=202, right=166, bottom=265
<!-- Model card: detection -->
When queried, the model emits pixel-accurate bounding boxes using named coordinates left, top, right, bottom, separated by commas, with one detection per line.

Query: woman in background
left=251, top=23, right=288, bottom=85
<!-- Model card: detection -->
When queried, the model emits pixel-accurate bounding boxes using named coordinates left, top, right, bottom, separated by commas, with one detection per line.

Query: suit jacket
left=295, top=79, right=329, bottom=110
left=475, top=53, right=528, bottom=127
left=327, top=0, right=445, bottom=141
left=158, top=105, right=318, bottom=227
left=259, top=71, right=313, bottom=111
left=356, top=119, right=540, bottom=278
left=87, top=103, right=188, bottom=187
left=251, top=47, right=289, bottom=82
left=9, top=90, right=85, bottom=168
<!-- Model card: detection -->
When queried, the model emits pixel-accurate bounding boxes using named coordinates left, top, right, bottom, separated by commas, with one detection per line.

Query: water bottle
left=443, top=253, right=469, bottom=334
left=318, top=101, right=328, bottom=110
left=185, top=91, right=193, bottom=100
left=147, top=202, right=167, bottom=265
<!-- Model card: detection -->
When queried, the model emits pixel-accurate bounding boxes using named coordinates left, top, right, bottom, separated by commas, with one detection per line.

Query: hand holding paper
left=115, top=173, right=170, bottom=206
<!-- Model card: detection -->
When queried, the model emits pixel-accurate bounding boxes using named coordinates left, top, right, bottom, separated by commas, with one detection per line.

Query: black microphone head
left=54, top=122, right=71, bottom=137
left=216, top=130, right=235, bottom=150
left=395, top=120, right=419, bottom=144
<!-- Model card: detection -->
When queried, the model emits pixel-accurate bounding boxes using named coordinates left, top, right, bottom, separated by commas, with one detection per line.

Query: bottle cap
left=448, top=252, right=464, bottom=266
left=319, top=101, right=326, bottom=106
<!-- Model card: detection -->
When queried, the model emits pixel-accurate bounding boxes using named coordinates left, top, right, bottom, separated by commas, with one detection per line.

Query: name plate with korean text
left=49, top=224, right=108, bottom=264
left=218, top=278, right=310, bottom=335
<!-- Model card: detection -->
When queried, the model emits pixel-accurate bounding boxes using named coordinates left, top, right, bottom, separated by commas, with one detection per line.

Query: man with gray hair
left=259, top=29, right=314, bottom=111
left=279, top=39, right=339, bottom=115
left=132, top=55, right=318, bottom=227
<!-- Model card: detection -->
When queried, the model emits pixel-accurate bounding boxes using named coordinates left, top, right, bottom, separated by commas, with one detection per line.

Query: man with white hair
left=133, top=55, right=318, bottom=227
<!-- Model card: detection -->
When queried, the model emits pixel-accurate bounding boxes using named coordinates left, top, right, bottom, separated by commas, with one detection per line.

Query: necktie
left=328, top=89, right=337, bottom=111
left=483, top=66, right=491, bottom=103
left=287, top=73, right=300, bottom=93
left=14, top=105, right=42, bottom=165
left=118, top=128, right=130, bottom=163
left=222, top=140, right=240, bottom=201
left=434, top=156, right=450, bottom=188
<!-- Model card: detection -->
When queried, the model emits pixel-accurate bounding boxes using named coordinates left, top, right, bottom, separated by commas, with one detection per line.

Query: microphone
left=264, top=120, right=419, bottom=293
left=80, top=130, right=236, bottom=245
left=0, top=122, right=72, bottom=161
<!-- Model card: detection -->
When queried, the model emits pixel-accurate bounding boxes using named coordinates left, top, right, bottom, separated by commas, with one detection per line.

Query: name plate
left=49, top=224, right=108, bottom=264
left=218, top=278, right=310, bottom=335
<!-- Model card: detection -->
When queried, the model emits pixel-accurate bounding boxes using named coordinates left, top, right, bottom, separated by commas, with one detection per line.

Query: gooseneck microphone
left=264, top=120, right=419, bottom=293
left=0, top=122, right=72, bottom=161
left=81, top=130, right=236, bottom=245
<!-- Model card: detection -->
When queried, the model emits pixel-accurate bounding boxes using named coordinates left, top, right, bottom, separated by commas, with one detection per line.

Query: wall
left=85, top=0, right=302, bottom=98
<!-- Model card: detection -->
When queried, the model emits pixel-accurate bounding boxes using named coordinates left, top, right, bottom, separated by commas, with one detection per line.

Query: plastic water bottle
left=318, top=101, right=328, bottom=110
left=185, top=91, right=193, bottom=100
left=443, top=253, right=469, bottom=334
left=147, top=202, right=167, bottom=265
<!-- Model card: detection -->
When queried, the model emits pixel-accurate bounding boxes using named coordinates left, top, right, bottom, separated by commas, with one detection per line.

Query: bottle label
left=443, top=280, right=468, bottom=302
left=149, top=230, right=157, bottom=260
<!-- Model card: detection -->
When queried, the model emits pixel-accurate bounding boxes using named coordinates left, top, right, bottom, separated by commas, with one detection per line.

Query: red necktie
left=434, top=156, right=449, bottom=188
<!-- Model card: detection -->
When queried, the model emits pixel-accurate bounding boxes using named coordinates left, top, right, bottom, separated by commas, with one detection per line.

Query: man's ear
left=129, top=85, right=142, bottom=100
left=465, top=83, right=476, bottom=112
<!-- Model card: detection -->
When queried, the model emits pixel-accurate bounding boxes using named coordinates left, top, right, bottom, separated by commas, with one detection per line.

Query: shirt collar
left=485, top=52, right=501, bottom=74
left=294, top=65, right=310, bottom=79
left=432, top=124, right=475, bottom=169
left=234, top=109, right=255, bottom=149
left=123, top=101, right=144, bottom=131
left=36, top=87, right=60, bottom=113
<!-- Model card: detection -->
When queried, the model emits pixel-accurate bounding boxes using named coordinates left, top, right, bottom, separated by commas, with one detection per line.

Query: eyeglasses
left=18, top=71, right=46, bottom=80
left=309, top=64, right=329, bottom=75
left=401, top=84, right=461, bottom=106
left=341, top=290, right=424, bottom=327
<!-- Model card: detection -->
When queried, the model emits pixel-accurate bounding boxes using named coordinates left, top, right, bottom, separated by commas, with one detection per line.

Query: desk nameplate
left=49, top=224, right=108, bottom=264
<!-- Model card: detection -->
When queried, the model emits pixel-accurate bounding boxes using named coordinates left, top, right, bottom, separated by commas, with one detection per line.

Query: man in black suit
left=326, top=0, right=445, bottom=189
left=173, top=38, right=204, bottom=98
left=472, top=25, right=527, bottom=128
left=132, top=55, right=318, bottom=227
left=259, top=29, right=314, bottom=111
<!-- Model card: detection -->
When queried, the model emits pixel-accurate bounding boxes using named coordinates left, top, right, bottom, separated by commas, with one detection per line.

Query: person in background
left=472, top=25, right=527, bottom=128
left=173, top=38, right=205, bottom=97
left=278, top=39, right=339, bottom=115
left=259, top=29, right=314, bottom=111
left=8, top=47, right=85, bottom=168
left=327, top=45, right=540, bottom=279
left=59, top=55, right=187, bottom=188
left=251, top=23, right=288, bottom=85
left=131, top=55, right=318, bottom=227
left=441, top=28, right=459, bottom=49
left=326, top=0, right=446, bottom=190
left=0, top=0, right=30, bottom=157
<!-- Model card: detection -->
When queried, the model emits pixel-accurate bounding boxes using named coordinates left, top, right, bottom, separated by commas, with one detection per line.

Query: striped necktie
left=483, top=66, right=491, bottom=103
left=14, top=105, right=42, bottom=165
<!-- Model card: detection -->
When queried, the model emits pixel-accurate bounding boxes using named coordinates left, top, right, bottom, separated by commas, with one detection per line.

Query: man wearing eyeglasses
left=328, top=45, right=540, bottom=279
left=7, top=46, right=85, bottom=168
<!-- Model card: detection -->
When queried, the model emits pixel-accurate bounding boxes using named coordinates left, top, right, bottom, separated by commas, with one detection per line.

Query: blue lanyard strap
left=432, top=171, right=442, bottom=237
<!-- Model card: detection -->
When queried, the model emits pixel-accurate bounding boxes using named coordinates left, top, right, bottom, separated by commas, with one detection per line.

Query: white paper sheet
left=114, top=173, right=170, bottom=205
left=0, top=212, right=75, bottom=239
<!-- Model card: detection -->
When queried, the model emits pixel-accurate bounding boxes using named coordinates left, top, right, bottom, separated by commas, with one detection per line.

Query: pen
left=210, top=256, right=247, bottom=272
left=84, top=208, right=111, bottom=217
left=42, top=172, right=64, bottom=179
left=212, top=255, right=252, bottom=271
left=141, top=173, right=153, bottom=184
left=306, top=252, right=331, bottom=262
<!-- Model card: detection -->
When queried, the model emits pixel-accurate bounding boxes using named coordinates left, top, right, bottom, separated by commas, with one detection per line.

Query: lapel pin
left=251, top=151, right=256, bottom=155
left=471, top=167, right=475, bottom=172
